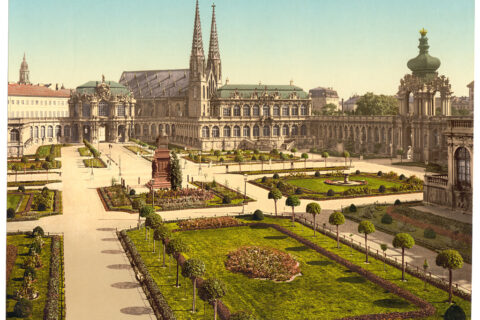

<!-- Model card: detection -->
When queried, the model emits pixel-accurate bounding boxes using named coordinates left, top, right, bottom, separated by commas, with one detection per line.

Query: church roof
left=216, top=84, right=309, bottom=99
left=8, top=83, right=70, bottom=98
left=119, top=69, right=190, bottom=99
left=76, top=80, right=131, bottom=96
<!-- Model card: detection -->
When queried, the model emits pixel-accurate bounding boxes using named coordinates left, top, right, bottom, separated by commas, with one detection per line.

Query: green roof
left=76, top=80, right=131, bottom=96
left=407, top=30, right=441, bottom=79
left=216, top=84, right=309, bottom=99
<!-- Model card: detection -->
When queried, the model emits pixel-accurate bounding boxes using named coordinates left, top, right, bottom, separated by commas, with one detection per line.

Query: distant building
left=309, top=87, right=339, bottom=113
left=343, top=95, right=361, bottom=112
left=467, top=81, right=474, bottom=112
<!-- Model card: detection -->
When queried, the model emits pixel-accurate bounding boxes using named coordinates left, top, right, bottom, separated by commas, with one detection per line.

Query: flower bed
left=8, top=180, right=62, bottom=187
left=43, top=235, right=63, bottom=320
left=7, top=190, right=62, bottom=221
left=229, top=166, right=350, bottom=175
left=225, top=246, right=300, bottom=281
left=83, top=158, right=107, bottom=168
left=177, top=216, right=242, bottom=231
left=6, top=244, right=18, bottom=282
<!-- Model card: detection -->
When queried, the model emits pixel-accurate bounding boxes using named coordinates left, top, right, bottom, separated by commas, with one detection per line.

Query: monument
left=148, top=129, right=171, bottom=189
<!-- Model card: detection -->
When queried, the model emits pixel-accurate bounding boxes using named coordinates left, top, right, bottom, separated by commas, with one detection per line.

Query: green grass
left=8, top=190, right=62, bottom=221
left=6, top=235, right=52, bottom=319
left=8, top=160, right=62, bottom=171
left=128, top=224, right=418, bottom=319
left=124, top=145, right=151, bottom=156
left=288, top=176, right=399, bottom=193
left=77, top=147, right=91, bottom=157
left=35, top=145, right=52, bottom=158
left=231, top=166, right=349, bottom=175
left=83, top=158, right=107, bottom=168
left=8, top=180, right=62, bottom=187
left=7, top=194, right=23, bottom=211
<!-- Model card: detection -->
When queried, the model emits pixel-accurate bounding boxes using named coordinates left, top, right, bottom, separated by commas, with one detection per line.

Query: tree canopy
left=329, top=211, right=345, bottom=226
left=306, top=203, right=321, bottom=215
left=321, top=103, right=340, bottom=115
left=286, top=195, right=300, bottom=208
left=358, top=220, right=375, bottom=234
left=355, top=92, right=399, bottom=115
left=145, top=213, right=162, bottom=229
left=436, top=249, right=463, bottom=270
left=268, top=188, right=282, bottom=201
left=392, top=233, right=415, bottom=249
left=166, top=238, right=189, bottom=257
left=170, top=151, right=182, bottom=190
left=199, top=278, right=227, bottom=302
left=181, top=258, right=206, bottom=279
left=139, top=205, right=155, bottom=218
left=153, top=224, right=171, bottom=242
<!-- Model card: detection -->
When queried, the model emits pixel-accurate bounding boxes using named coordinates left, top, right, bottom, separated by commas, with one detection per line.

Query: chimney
left=290, top=79, right=294, bottom=86
left=55, top=83, right=58, bottom=91
left=225, top=77, right=229, bottom=85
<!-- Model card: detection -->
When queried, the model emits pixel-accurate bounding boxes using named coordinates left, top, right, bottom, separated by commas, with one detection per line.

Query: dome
left=407, top=29, right=441, bottom=78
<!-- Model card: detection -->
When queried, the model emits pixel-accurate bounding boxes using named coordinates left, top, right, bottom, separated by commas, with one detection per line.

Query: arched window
left=47, top=126, right=53, bottom=138
left=117, top=104, right=126, bottom=117
left=455, top=147, right=471, bottom=186
left=233, top=126, right=241, bottom=137
left=41, top=126, right=46, bottom=138
left=55, top=125, right=61, bottom=137
left=171, top=124, right=176, bottom=136
left=300, top=125, right=307, bottom=136
left=282, top=106, right=289, bottom=116
left=223, top=107, right=231, bottom=117
left=34, top=126, right=39, bottom=138
left=10, top=129, right=19, bottom=142
left=83, top=103, right=91, bottom=117
left=234, top=105, right=241, bottom=116
left=223, top=126, right=231, bottom=137
left=135, top=124, right=141, bottom=135
left=143, top=124, right=149, bottom=136
left=253, top=105, right=259, bottom=116
left=202, top=126, right=210, bottom=138
left=263, top=105, right=270, bottom=116
left=64, top=126, right=70, bottom=137
left=282, top=125, right=289, bottom=136
left=158, top=124, right=163, bottom=134
left=291, top=125, right=298, bottom=135
left=292, top=105, right=299, bottom=116
left=165, top=124, right=170, bottom=135
left=30, top=127, right=33, bottom=138
left=243, top=126, right=250, bottom=137
left=273, top=105, right=280, bottom=116
left=273, top=125, right=280, bottom=136
left=151, top=124, right=157, bottom=137
left=212, top=126, right=220, bottom=137
left=301, top=105, right=307, bottom=115
left=98, top=101, right=109, bottom=116
left=253, top=125, right=260, bottom=137
left=243, top=105, right=250, bottom=116
left=263, top=126, right=270, bottom=136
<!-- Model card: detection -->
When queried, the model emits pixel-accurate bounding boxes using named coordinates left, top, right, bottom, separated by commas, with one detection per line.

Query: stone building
left=343, top=95, right=361, bottom=113
left=309, top=87, right=339, bottom=113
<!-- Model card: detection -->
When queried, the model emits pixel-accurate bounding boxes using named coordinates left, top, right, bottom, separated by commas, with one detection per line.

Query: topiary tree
left=322, top=151, right=329, bottom=167
left=285, top=195, right=300, bottom=224
left=394, top=199, right=401, bottom=205
left=42, top=161, right=52, bottom=182
left=253, top=209, right=264, bottom=221
left=154, top=225, right=171, bottom=267
left=14, top=298, right=33, bottom=318
left=182, top=258, right=206, bottom=313
left=393, top=233, right=415, bottom=281
left=32, top=226, right=44, bottom=237
left=166, top=238, right=189, bottom=288
left=129, top=189, right=136, bottom=196
left=306, top=203, right=321, bottom=237
left=436, top=249, right=464, bottom=304
left=291, top=147, right=297, bottom=153
left=397, top=148, right=404, bottom=163
left=295, top=187, right=303, bottom=195
left=199, top=278, right=227, bottom=320
left=343, top=151, right=350, bottom=167
left=273, top=173, right=280, bottom=179
left=423, top=259, right=429, bottom=290
left=358, top=220, right=375, bottom=263
left=378, top=185, right=386, bottom=193
left=7, top=208, right=15, bottom=219
left=145, top=214, right=162, bottom=248
left=329, top=211, right=345, bottom=248
left=139, top=205, right=155, bottom=228
left=132, top=198, right=146, bottom=211
left=380, top=244, right=388, bottom=272
left=424, top=228, right=436, bottom=239
left=327, top=189, right=334, bottom=197
left=381, top=213, right=393, bottom=224
left=314, top=171, right=320, bottom=177
left=234, top=155, right=244, bottom=172
left=170, top=151, right=182, bottom=190
left=301, top=153, right=309, bottom=168
left=349, top=204, right=357, bottom=212
left=444, top=304, right=466, bottom=320
left=377, top=171, right=383, bottom=177
left=261, top=176, right=267, bottom=183
left=214, top=150, right=222, bottom=160
left=12, top=164, right=20, bottom=182
left=268, top=188, right=282, bottom=217
left=230, top=311, right=256, bottom=320
left=18, top=185, right=26, bottom=193
left=222, top=196, right=231, bottom=204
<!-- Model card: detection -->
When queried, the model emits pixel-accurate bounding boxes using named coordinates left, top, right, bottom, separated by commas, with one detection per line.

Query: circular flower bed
left=324, top=179, right=367, bottom=186
left=225, top=246, right=300, bottom=281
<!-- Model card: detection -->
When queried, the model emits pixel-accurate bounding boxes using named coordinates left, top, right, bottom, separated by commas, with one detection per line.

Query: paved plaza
left=6, top=143, right=472, bottom=319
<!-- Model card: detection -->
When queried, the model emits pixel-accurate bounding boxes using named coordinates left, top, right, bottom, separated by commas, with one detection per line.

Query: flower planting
left=178, top=216, right=242, bottom=230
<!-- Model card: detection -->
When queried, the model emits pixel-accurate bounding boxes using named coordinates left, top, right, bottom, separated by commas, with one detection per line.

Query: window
left=34, top=127, right=38, bottom=138
left=234, top=105, right=241, bottom=116
left=253, top=105, right=259, bottom=116
left=263, top=105, right=270, bottom=116
left=223, top=107, right=231, bottom=117
left=282, top=125, right=289, bottom=136
left=212, top=126, right=219, bottom=137
left=301, top=125, right=307, bottom=136
left=47, top=126, right=53, bottom=138
left=117, top=104, right=126, bottom=116
left=233, top=126, right=241, bottom=137
left=455, top=147, right=471, bottom=186
left=165, top=124, right=170, bottom=135
left=243, top=105, right=250, bottom=116
left=64, top=126, right=70, bottom=137
left=143, top=124, right=149, bottom=136
left=135, top=124, right=141, bottom=135
left=273, top=125, right=280, bottom=136
left=282, top=106, right=289, bottom=116
left=30, top=127, right=33, bottom=138
left=223, top=126, right=231, bottom=137
left=83, top=103, right=91, bottom=117
left=273, top=105, right=280, bottom=116
left=292, top=105, right=299, bottom=115
left=263, top=126, right=270, bottom=136
left=98, top=101, right=108, bottom=116
left=253, top=125, right=259, bottom=137
left=291, top=125, right=298, bottom=135
left=41, top=126, right=45, bottom=138
left=202, top=126, right=210, bottom=138
left=10, top=129, right=19, bottom=142
left=243, top=126, right=250, bottom=137
left=53, top=101, right=56, bottom=105
left=301, top=105, right=307, bottom=115
left=55, top=125, right=61, bottom=137
left=36, top=100, right=38, bottom=105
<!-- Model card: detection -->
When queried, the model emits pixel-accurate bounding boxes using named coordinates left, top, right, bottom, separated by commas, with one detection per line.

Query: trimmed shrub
left=23, top=266, right=37, bottom=280
left=314, top=171, right=320, bottom=177
left=139, top=205, right=155, bottom=218
left=444, top=304, right=466, bottom=320
left=394, top=199, right=401, bottom=206
left=30, top=165, right=36, bottom=170
left=273, top=173, right=280, bottom=179
left=37, top=203, right=47, bottom=211
left=32, top=226, right=44, bottom=237
left=251, top=155, right=258, bottom=161
left=377, top=171, right=383, bottom=176
left=424, top=228, right=437, bottom=239
left=378, top=185, right=386, bottom=193
left=222, top=195, right=231, bottom=204
left=276, top=181, right=285, bottom=189
left=7, top=208, right=15, bottom=219
left=129, top=189, right=136, bottom=196
left=381, top=213, right=393, bottom=224
left=14, top=298, right=33, bottom=318
left=132, top=198, right=146, bottom=210
left=45, top=155, right=53, bottom=162
left=349, top=204, right=357, bottom=213
left=399, top=174, right=406, bottom=180
left=205, top=184, right=211, bottom=190
left=253, top=149, right=260, bottom=155
left=226, top=150, right=232, bottom=155
left=327, top=189, right=335, bottom=197
left=355, top=170, right=361, bottom=175
left=253, top=209, right=264, bottom=221
left=261, top=176, right=267, bottom=183
left=145, top=214, right=163, bottom=229
left=18, top=185, right=26, bottom=193
left=211, top=180, right=217, bottom=187
left=295, top=188, right=303, bottom=195
left=34, top=156, right=40, bottom=162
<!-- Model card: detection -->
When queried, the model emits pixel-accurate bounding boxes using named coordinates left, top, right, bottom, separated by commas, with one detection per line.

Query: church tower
left=207, top=3, right=221, bottom=92
left=188, top=0, right=208, bottom=118
left=19, top=53, right=31, bottom=85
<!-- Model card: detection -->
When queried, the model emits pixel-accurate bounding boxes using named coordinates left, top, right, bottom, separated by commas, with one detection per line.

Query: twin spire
left=190, top=0, right=220, bottom=67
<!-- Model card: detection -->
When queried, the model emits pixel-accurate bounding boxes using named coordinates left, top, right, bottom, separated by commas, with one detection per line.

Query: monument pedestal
left=147, top=138, right=171, bottom=189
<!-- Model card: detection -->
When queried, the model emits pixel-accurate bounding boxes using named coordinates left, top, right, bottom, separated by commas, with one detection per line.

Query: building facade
left=309, top=87, right=339, bottom=113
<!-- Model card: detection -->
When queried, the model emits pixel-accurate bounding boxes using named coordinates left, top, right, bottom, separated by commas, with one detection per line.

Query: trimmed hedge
left=43, top=236, right=62, bottom=320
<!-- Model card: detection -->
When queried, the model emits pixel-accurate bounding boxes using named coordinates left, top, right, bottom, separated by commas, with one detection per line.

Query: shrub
left=14, top=298, right=33, bottom=318
left=230, top=311, right=256, bottom=320
left=276, top=181, right=285, bottom=189
left=313, top=171, right=320, bottom=177
left=394, top=199, right=401, bottom=206
left=37, top=203, right=47, bottom=211
left=132, top=198, right=146, bottom=210
left=377, top=171, right=383, bottom=176
left=219, top=157, right=224, bottom=162
left=45, top=155, right=53, bottom=162
left=378, top=185, right=386, bottom=193
left=251, top=155, right=257, bottom=161
left=18, top=185, right=26, bottom=193
left=295, top=188, right=303, bottom=195
left=253, top=149, right=260, bottom=155
left=129, top=189, right=136, bottom=196
left=7, top=207, right=16, bottom=218
left=32, top=226, right=44, bottom=237
left=253, top=209, right=264, bottom=221
left=30, top=165, right=36, bottom=170
left=381, top=213, right=393, bottom=224
left=355, top=170, right=360, bottom=175
left=178, top=217, right=241, bottom=230
left=273, top=173, right=280, bottom=179
left=399, top=174, right=406, bottom=180
left=271, top=149, right=279, bottom=155
left=139, top=206, right=155, bottom=218
left=23, top=266, right=37, bottom=280
left=444, top=304, right=466, bottom=320
left=349, top=204, right=357, bottom=212
left=222, top=195, right=231, bottom=204
left=29, top=241, right=42, bottom=255
left=424, top=228, right=437, bottom=239
left=34, top=156, right=40, bottom=162
left=261, top=176, right=267, bottom=183
left=226, top=150, right=232, bottom=155
left=205, top=184, right=211, bottom=190
left=327, top=189, right=335, bottom=197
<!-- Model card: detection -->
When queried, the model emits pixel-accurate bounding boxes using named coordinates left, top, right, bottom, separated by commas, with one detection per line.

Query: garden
left=123, top=145, right=153, bottom=162
left=121, top=215, right=470, bottom=319
left=82, top=140, right=107, bottom=168
left=7, top=187, right=63, bottom=221
left=229, top=165, right=349, bottom=175
left=184, top=148, right=300, bottom=164
left=77, top=147, right=91, bottom=157
left=251, top=171, right=423, bottom=200
left=8, top=144, right=65, bottom=174
left=6, top=228, right=65, bottom=319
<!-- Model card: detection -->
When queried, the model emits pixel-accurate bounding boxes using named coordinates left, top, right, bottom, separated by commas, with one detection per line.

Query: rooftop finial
left=420, top=28, right=427, bottom=37
left=191, top=0, right=204, bottom=57
left=102, top=74, right=105, bottom=83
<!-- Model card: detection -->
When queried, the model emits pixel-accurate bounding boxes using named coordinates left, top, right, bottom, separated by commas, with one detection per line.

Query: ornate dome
left=407, top=29, right=441, bottom=78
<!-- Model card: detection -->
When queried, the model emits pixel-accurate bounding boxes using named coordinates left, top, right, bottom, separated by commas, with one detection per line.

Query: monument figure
left=147, top=128, right=171, bottom=189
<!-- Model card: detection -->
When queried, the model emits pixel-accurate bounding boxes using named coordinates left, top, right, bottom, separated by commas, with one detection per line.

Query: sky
left=7, top=0, right=475, bottom=99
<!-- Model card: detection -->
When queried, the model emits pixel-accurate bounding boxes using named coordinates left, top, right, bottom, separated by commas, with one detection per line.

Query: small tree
left=397, top=148, right=404, bottom=163
left=182, top=258, right=206, bottom=313
left=7, top=208, right=15, bottom=219
left=268, top=188, right=282, bottom=217
left=214, top=150, right=221, bottom=160
left=358, top=220, right=375, bottom=263
left=199, top=278, right=227, bottom=320
left=301, top=153, right=309, bottom=169
left=343, top=151, right=350, bottom=167
left=166, top=238, right=189, bottom=288
left=393, top=233, right=415, bottom=281
left=139, top=205, right=154, bottom=229
left=322, top=151, right=329, bottom=167
left=170, top=151, right=182, bottom=190
left=423, top=259, right=429, bottom=290
left=329, top=211, right=345, bottom=248
left=436, top=249, right=463, bottom=303
left=259, top=154, right=267, bottom=170
left=42, top=161, right=52, bottom=182
left=154, top=225, right=171, bottom=267
left=145, top=214, right=162, bottom=250
left=306, top=203, right=321, bottom=237
left=12, top=164, right=20, bottom=182
left=234, top=155, right=244, bottom=172
left=380, top=244, right=388, bottom=272
left=444, top=304, right=466, bottom=320
left=291, top=147, right=297, bottom=153
left=285, top=195, right=300, bottom=224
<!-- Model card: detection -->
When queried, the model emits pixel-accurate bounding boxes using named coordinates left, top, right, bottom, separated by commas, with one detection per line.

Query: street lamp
left=242, top=174, right=248, bottom=214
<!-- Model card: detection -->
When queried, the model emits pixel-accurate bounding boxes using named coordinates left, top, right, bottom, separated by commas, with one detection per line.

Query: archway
left=118, top=125, right=126, bottom=142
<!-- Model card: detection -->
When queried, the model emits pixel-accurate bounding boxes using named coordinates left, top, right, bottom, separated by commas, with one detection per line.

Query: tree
left=355, top=92, right=399, bottom=115
left=169, top=151, right=182, bottom=190
left=423, top=259, right=429, bottom=290
left=301, top=153, right=309, bottom=168
left=234, top=155, right=244, bottom=172
left=306, top=203, right=321, bottom=237
left=321, top=103, right=338, bottom=115
left=182, top=258, right=206, bottom=313
left=392, top=233, right=415, bottom=281
left=397, top=148, right=404, bottom=163
left=291, top=147, right=297, bottom=153
left=154, top=225, right=171, bottom=267
left=322, top=151, right=329, bottom=167
left=199, top=278, right=227, bottom=320
left=343, top=151, right=350, bottom=167
left=213, top=150, right=221, bottom=160
left=21, top=156, right=28, bottom=174
left=380, top=244, right=388, bottom=272
left=268, top=188, right=282, bottom=217
left=436, top=249, right=463, bottom=303
left=41, top=162, right=52, bottom=182
left=139, top=205, right=154, bottom=229
left=329, top=211, right=345, bottom=248
left=259, top=154, right=267, bottom=170
left=444, top=304, right=466, bottom=320
left=145, top=214, right=162, bottom=250
left=285, top=196, right=300, bottom=224
left=166, top=238, right=189, bottom=288
left=358, top=220, right=375, bottom=263
left=12, top=164, right=20, bottom=182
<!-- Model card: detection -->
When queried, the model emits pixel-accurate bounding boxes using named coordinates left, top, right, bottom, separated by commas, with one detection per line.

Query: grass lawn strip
left=83, top=158, right=107, bottom=168
left=127, top=224, right=421, bottom=319
left=7, top=194, right=23, bottom=211
left=77, top=147, right=92, bottom=157
left=124, top=145, right=152, bottom=156
left=8, top=180, right=62, bottom=187
left=229, top=166, right=349, bottom=175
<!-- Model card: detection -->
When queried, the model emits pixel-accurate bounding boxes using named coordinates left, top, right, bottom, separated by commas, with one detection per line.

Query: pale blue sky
left=7, top=0, right=474, bottom=98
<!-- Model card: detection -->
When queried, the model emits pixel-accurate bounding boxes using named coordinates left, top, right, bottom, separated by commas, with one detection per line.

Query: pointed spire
left=191, top=0, right=204, bottom=58
left=208, top=3, right=220, bottom=61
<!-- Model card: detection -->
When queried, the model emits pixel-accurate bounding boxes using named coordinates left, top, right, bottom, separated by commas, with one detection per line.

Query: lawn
left=8, top=180, right=62, bottom=187
left=77, top=147, right=92, bottom=157
left=6, top=234, right=52, bottom=319
left=186, top=150, right=300, bottom=164
left=35, top=144, right=63, bottom=158
left=8, top=160, right=62, bottom=171
left=127, top=224, right=418, bottom=319
left=288, top=176, right=399, bottom=193
left=124, top=145, right=152, bottom=156
left=230, top=166, right=349, bottom=175
left=7, top=194, right=23, bottom=211
left=83, top=158, right=107, bottom=168
left=8, top=190, right=62, bottom=221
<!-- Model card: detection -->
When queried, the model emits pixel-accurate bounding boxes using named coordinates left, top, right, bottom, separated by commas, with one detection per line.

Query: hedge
left=43, top=236, right=62, bottom=320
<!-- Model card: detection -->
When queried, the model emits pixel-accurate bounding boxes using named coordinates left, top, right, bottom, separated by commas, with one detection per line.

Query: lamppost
left=242, top=174, right=248, bottom=214
left=150, top=179, right=155, bottom=208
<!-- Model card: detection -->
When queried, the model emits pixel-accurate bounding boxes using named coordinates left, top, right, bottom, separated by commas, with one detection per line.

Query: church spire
left=19, top=52, right=31, bottom=85
left=207, top=3, right=222, bottom=86
left=191, top=0, right=204, bottom=60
